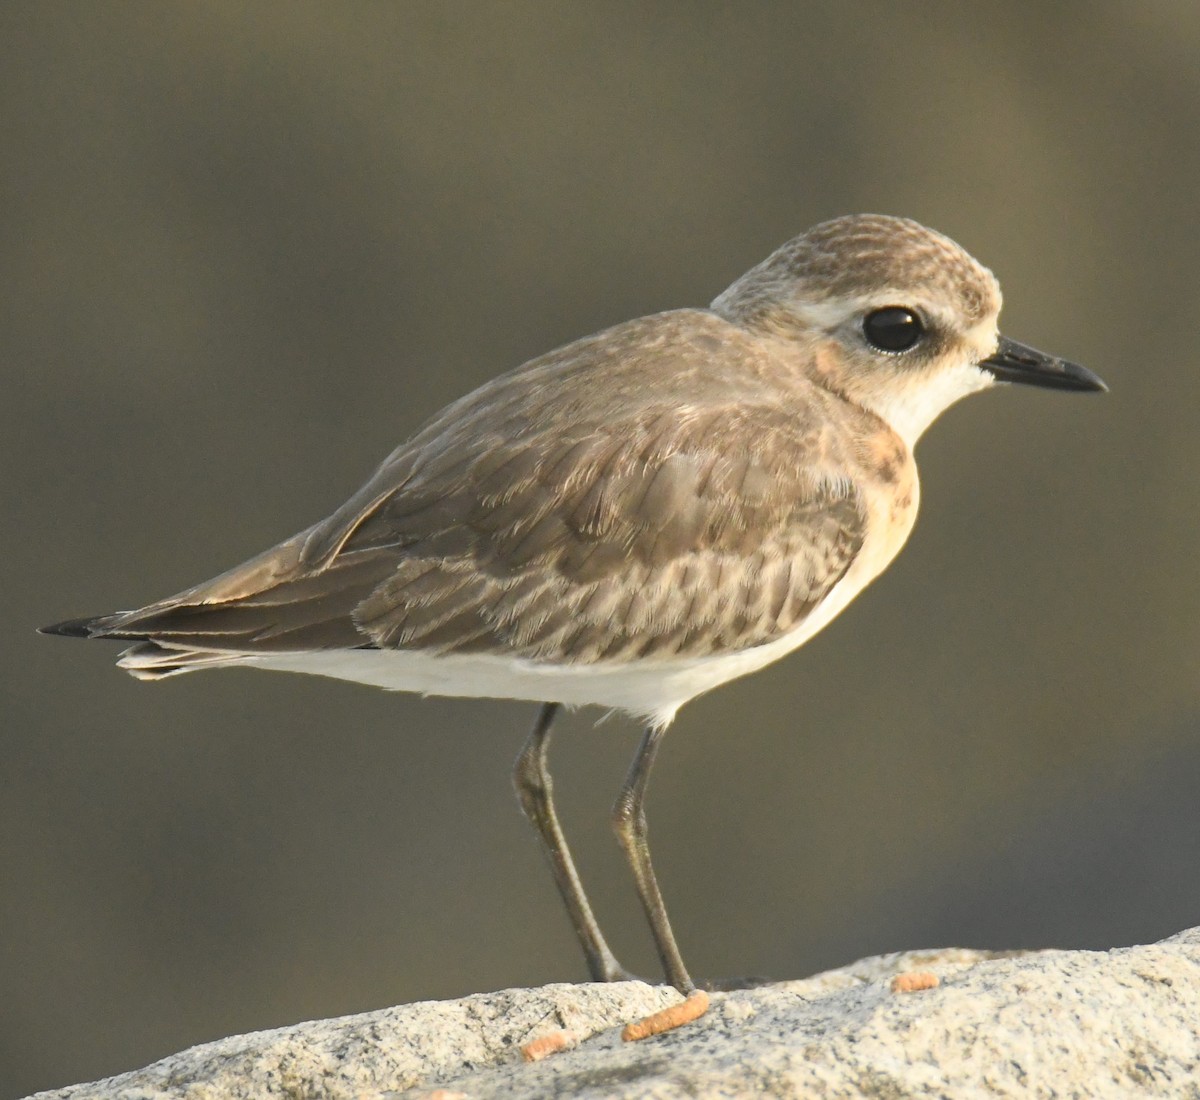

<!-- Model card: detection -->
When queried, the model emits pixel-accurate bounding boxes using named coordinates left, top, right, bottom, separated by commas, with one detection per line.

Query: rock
left=27, top=929, right=1200, bottom=1099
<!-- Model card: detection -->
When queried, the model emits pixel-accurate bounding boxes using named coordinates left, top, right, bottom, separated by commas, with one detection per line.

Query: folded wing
left=58, top=314, right=868, bottom=669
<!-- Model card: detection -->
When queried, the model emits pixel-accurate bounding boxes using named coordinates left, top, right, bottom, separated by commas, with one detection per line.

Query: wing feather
left=83, top=311, right=874, bottom=665
left=348, top=403, right=866, bottom=663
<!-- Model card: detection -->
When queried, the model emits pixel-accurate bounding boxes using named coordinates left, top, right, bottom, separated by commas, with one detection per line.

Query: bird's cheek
left=811, top=342, right=846, bottom=387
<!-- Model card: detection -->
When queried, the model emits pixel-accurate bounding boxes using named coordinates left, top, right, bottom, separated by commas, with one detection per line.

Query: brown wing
left=339, top=402, right=866, bottom=663
left=85, top=312, right=868, bottom=662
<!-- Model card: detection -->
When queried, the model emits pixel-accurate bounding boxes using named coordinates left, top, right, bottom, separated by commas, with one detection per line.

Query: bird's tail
left=38, top=614, right=251, bottom=680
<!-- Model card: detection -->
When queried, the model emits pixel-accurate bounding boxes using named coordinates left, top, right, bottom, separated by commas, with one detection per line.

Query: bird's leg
left=612, top=724, right=695, bottom=994
left=513, top=702, right=636, bottom=982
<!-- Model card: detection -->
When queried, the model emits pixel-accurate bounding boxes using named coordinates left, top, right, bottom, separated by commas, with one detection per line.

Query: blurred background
left=4, top=3, right=1199, bottom=1095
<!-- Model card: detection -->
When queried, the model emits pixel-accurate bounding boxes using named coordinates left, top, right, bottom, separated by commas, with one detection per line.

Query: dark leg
left=513, top=702, right=635, bottom=983
left=612, top=724, right=695, bottom=993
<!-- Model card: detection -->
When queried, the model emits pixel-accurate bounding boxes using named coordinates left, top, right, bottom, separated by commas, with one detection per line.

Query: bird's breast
left=854, top=430, right=921, bottom=583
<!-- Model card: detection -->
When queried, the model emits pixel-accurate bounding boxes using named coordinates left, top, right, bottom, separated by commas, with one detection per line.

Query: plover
left=42, top=214, right=1105, bottom=1007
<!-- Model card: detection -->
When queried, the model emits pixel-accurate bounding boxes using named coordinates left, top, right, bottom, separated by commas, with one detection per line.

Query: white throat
left=863, top=363, right=994, bottom=448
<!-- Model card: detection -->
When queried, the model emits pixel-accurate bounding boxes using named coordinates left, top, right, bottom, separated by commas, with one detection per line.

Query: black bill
left=980, top=336, right=1107, bottom=393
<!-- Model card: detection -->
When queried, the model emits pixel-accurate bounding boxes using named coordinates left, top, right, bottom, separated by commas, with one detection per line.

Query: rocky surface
left=28, top=928, right=1200, bottom=1099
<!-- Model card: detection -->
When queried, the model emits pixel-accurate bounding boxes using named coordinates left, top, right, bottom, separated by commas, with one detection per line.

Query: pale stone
left=27, top=928, right=1200, bottom=1099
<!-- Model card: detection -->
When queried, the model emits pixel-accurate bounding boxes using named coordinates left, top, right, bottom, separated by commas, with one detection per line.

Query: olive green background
left=5, top=3, right=1200, bottom=1095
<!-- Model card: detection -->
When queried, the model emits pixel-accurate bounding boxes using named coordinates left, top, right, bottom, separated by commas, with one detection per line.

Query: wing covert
left=347, top=403, right=867, bottom=663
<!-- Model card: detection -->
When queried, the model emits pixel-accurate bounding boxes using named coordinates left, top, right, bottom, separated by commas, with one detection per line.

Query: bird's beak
left=980, top=336, right=1107, bottom=393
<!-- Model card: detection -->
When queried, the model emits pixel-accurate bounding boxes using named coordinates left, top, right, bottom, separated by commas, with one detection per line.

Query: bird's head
left=712, top=214, right=1105, bottom=447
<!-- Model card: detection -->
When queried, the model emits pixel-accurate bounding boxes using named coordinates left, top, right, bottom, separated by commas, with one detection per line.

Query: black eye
left=863, top=307, right=924, bottom=353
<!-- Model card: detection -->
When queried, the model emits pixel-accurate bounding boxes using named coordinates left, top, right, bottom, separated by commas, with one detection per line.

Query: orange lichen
left=890, top=970, right=940, bottom=993
left=520, top=1028, right=580, bottom=1062
left=621, top=989, right=710, bottom=1041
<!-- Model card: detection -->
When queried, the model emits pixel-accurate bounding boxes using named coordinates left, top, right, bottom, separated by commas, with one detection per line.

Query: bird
left=42, top=213, right=1106, bottom=1009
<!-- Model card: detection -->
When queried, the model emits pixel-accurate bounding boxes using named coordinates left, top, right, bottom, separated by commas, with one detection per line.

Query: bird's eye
left=862, top=307, right=924, bottom=353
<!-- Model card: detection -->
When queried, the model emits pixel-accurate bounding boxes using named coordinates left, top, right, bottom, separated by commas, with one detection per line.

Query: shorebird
left=42, top=214, right=1105, bottom=1011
